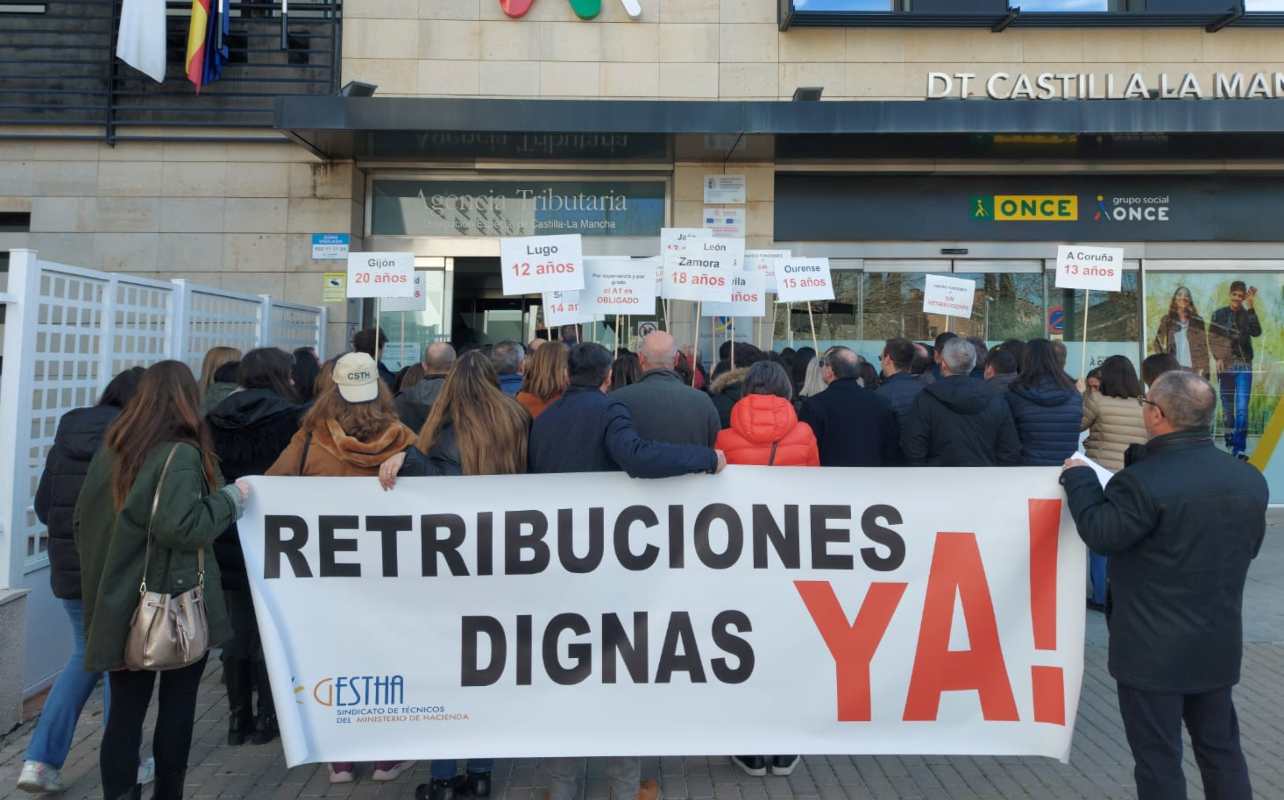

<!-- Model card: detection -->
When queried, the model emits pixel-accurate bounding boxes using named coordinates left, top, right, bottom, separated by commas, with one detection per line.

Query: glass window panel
left=1022, top=0, right=1108, bottom=10
left=1145, top=272, right=1284, bottom=471
left=794, top=0, right=893, bottom=8
left=1246, top=0, right=1284, bottom=9
left=773, top=270, right=862, bottom=355
left=1050, top=270, right=1140, bottom=380
left=378, top=270, right=448, bottom=373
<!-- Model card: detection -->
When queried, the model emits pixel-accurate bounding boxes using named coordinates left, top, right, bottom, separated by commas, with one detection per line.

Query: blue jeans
left=1219, top=367, right=1253, bottom=455
left=25, top=599, right=109, bottom=769
left=432, top=758, right=494, bottom=780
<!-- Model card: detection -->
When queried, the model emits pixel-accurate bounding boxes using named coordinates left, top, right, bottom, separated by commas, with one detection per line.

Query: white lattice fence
left=0, top=250, right=325, bottom=695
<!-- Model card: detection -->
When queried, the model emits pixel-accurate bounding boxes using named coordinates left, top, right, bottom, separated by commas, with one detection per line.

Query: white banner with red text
left=239, top=468, right=1086, bottom=768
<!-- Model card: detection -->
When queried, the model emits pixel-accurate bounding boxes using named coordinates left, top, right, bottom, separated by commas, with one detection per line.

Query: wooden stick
left=787, top=303, right=794, bottom=349
left=731, top=318, right=737, bottom=371
left=1081, top=289, right=1091, bottom=379
left=691, top=301, right=702, bottom=387
left=807, top=302, right=819, bottom=354
left=613, top=314, right=620, bottom=354
left=373, top=297, right=381, bottom=366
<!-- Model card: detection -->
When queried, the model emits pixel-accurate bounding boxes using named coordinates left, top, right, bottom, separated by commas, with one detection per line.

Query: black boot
left=225, top=657, right=254, bottom=746
left=462, top=772, right=492, bottom=798
left=415, top=779, right=456, bottom=800
left=250, top=660, right=279, bottom=745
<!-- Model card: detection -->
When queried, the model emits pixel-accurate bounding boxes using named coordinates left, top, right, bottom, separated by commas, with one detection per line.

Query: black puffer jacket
left=207, top=389, right=303, bottom=590
left=901, top=375, right=1022, bottom=467
left=1005, top=378, right=1083, bottom=466
left=34, top=405, right=121, bottom=599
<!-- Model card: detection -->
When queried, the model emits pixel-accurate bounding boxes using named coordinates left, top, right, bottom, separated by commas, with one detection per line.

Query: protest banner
left=662, top=234, right=738, bottom=304
left=500, top=234, right=585, bottom=296
left=346, top=252, right=414, bottom=299
left=584, top=257, right=659, bottom=316
left=239, top=468, right=1086, bottom=768
left=923, top=274, right=977, bottom=325
left=746, top=250, right=789, bottom=294
left=542, top=290, right=594, bottom=327
left=1055, top=245, right=1125, bottom=375
left=703, top=271, right=766, bottom=319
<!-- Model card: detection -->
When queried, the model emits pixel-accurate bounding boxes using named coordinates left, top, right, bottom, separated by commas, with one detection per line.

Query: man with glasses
left=799, top=346, right=900, bottom=467
left=1061, top=370, right=1266, bottom=800
left=875, top=337, right=924, bottom=423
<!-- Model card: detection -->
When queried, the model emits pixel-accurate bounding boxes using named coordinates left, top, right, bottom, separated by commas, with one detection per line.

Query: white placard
left=775, top=257, right=835, bottom=303
left=583, top=258, right=659, bottom=315
left=542, top=290, right=595, bottom=327
left=1054, top=245, right=1124, bottom=292
left=746, top=249, right=789, bottom=294
left=703, top=271, right=766, bottom=318
left=239, top=469, right=1086, bottom=767
left=346, top=252, right=415, bottom=299
left=703, top=174, right=747, bottom=205
left=662, top=236, right=741, bottom=303
left=382, top=272, right=430, bottom=312
left=703, top=207, right=745, bottom=239
left=659, top=229, right=711, bottom=295
left=500, top=234, right=585, bottom=296
left=923, top=274, right=977, bottom=319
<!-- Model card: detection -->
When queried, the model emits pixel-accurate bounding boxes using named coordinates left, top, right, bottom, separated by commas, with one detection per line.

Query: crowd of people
left=14, top=321, right=1265, bottom=800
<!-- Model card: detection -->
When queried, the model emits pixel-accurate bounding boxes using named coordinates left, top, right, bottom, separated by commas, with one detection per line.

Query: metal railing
left=0, top=0, right=342, bottom=141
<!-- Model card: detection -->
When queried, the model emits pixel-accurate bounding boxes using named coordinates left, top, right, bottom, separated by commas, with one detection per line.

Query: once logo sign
left=499, top=0, right=641, bottom=20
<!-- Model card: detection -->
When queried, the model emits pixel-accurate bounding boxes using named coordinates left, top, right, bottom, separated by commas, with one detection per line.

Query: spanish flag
left=185, top=0, right=211, bottom=92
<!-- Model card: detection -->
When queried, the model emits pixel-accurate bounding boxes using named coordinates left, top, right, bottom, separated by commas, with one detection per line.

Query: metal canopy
left=275, top=96, right=1284, bottom=162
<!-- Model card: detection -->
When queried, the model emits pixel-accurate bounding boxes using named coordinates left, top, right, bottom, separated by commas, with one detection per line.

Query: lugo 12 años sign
left=928, top=71, right=1284, bottom=100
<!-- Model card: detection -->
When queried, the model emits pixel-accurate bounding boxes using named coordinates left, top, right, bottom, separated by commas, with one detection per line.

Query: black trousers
left=1117, top=683, right=1252, bottom=800
left=101, top=657, right=208, bottom=800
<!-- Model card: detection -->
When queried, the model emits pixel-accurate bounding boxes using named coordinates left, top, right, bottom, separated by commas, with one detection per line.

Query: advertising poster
left=1145, top=273, right=1283, bottom=488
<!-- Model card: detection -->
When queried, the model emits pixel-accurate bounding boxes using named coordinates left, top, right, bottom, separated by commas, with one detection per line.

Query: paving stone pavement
left=3, top=529, right=1282, bottom=800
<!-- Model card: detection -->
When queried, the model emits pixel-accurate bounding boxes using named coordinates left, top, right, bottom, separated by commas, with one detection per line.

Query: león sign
left=500, top=0, right=641, bottom=20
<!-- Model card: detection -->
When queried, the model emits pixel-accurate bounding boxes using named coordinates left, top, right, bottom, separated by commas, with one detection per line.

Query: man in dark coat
left=353, top=328, right=397, bottom=389
left=982, top=349, right=1019, bottom=395
left=902, top=337, right=1021, bottom=467
left=1061, top=370, right=1266, bottom=800
left=612, top=331, right=720, bottom=446
left=800, top=346, right=900, bottom=466
left=530, top=343, right=724, bottom=477
left=531, top=342, right=721, bottom=800
left=395, top=341, right=455, bottom=434
left=875, top=337, right=924, bottom=423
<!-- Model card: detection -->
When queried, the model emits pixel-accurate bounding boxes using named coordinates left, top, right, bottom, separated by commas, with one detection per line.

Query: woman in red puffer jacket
left=716, top=361, right=819, bottom=468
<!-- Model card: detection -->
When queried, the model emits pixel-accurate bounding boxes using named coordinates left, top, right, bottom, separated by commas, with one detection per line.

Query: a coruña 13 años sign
left=240, top=468, right=1087, bottom=767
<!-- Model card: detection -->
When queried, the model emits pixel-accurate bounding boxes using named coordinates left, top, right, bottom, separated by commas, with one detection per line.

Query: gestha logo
left=500, top=0, right=641, bottom=20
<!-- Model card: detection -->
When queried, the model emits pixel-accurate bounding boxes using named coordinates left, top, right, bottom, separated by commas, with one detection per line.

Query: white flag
left=116, top=0, right=167, bottom=83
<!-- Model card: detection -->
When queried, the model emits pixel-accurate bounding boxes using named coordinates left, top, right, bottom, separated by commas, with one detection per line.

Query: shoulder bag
left=124, top=444, right=211, bottom=671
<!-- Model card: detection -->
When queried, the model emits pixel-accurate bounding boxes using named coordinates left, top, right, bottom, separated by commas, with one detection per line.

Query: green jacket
left=75, top=441, right=241, bottom=672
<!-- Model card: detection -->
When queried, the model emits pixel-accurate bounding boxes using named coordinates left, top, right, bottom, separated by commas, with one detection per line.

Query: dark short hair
left=1230, top=280, right=1247, bottom=294
left=743, top=361, right=793, bottom=400
left=559, top=324, right=580, bottom=345
left=824, top=346, right=861, bottom=380
left=934, top=331, right=958, bottom=351
left=1098, top=355, right=1143, bottom=399
left=568, top=343, right=613, bottom=387
left=100, top=366, right=145, bottom=408
left=352, top=328, right=387, bottom=357
left=968, top=337, right=988, bottom=367
left=998, top=339, right=1027, bottom=371
left=1050, top=340, right=1067, bottom=369
left=213, top=361, right=240, bottom=383
left=1141, top=352, right=1181, bottom=386
left=239, top=347, right=297, bottom=401
left=883, top=338, right=915, bottom=371
left=984, top=349, right=1017, bottom=376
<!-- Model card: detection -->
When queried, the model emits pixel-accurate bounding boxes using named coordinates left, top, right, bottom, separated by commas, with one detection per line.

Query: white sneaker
left=138, top=757, right=156, bottom=786
left=16, top=761, right=64, bottom=794
left=371, top=761, right=415, bottom=782
left=328, top=764, right=355, bottom=784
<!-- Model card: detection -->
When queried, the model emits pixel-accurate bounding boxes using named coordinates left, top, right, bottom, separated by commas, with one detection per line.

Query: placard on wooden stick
left=500, top=234, right=585, bottom=296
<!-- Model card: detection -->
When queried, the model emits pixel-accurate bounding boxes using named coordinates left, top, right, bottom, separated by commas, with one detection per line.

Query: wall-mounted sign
left=321, top=273, right=346, bottom=304
left=927, top=71, right=1284, bottom=101
left=704, top=175, right=746, bottom=205
left=311, top=233, right=350, bottom=261
left=776, top=174, right=1282, bottom=243
left=373, top=180, right=665, bottom=239
left=703, top=208, right=745, bottom=239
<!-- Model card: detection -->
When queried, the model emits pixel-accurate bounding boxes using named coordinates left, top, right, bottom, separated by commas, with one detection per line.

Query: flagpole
left=280, top=0, right=289, bottom=50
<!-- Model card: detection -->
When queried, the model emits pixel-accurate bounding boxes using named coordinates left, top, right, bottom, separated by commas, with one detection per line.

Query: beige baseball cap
left=334, top=352, right=379, bottom=403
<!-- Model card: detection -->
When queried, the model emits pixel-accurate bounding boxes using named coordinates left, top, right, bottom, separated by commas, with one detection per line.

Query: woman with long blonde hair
left=199, top=346, right=241, bottom=413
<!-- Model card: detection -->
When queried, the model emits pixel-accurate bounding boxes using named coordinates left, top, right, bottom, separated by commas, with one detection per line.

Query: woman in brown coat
left=1152, top=286, right=1211, bottom=378
left=265, top=352, right=418, bottom=785
left=1080, top=355, right=1148, bottom=473
left=515, top=340, right=568, bottom=419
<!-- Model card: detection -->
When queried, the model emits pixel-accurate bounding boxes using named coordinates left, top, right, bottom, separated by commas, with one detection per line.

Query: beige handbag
left=124, top=445, right=211, bottom=671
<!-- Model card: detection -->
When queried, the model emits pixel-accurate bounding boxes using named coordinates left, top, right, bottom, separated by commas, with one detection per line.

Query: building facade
left=5, top=0, right=1284, bottom=688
